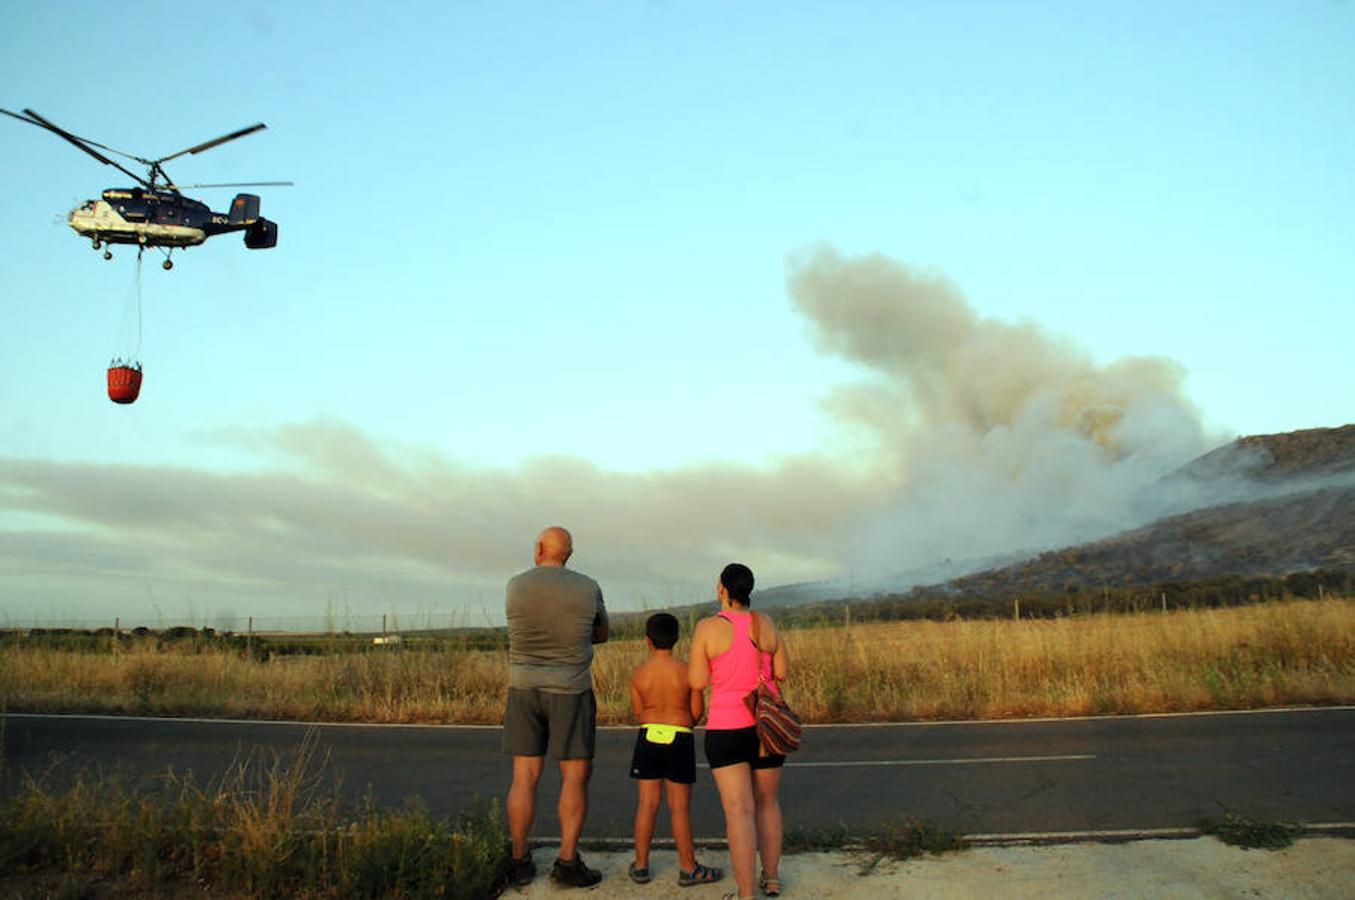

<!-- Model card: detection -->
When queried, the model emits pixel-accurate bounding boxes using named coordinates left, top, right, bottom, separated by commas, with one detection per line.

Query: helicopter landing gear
left=103, top=249, right=113, bottom=260
left=92, top=237, right=102, bottom=250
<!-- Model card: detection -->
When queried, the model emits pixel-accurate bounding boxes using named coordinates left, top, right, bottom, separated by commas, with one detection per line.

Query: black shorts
left=629, top=727, right=697, bottom=784
left=501, top=688, right=597, bottom=760
left=704, top=726, right=786, bottom=770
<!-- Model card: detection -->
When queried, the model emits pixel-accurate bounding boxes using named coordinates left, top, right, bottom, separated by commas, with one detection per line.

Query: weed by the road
left=784, top=818, right=967, bottom=873
left=857, top=819, right=967, bottom=873
left=783, top=822, right=856, bottom=853
left=1201, top=813, right=1301, bottom=850
left=0, top=733, right=508, bottom=898
left=862, top=818, right=967, bottom=858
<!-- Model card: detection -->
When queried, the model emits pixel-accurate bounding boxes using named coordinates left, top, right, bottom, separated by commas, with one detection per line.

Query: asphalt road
left=4, top=708, right=1353, bottom=839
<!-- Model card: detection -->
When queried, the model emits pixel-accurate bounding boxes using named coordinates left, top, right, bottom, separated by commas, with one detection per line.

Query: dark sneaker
left=550, top=854, right=602, bottom=888
left=508, top=853, right=536, bottom=886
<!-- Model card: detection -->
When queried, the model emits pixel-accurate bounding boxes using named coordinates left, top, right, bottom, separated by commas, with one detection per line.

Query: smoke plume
left=787, top=245, right=1213, bottom=583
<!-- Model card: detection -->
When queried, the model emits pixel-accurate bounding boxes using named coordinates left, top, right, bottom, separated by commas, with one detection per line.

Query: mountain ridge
left=759, top=424, right=1355, bottom=609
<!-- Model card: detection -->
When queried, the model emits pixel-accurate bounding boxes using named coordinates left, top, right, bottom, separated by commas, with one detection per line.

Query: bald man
left=503, top=526, right=609, bottom=888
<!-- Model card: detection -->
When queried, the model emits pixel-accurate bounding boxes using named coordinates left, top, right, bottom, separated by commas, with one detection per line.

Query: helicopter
left=1, top=107, right=290, bottom=270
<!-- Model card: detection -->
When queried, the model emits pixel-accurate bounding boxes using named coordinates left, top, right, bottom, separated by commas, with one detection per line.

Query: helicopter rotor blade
left=155, top=123, right=267, bottom=166
left=0, top=106, right=38, bottom=126
left=3, top=107, right=151, bottom=163
left=9, top=108, right=151, bottom=188
left=167, top=181, right=295, bottom=190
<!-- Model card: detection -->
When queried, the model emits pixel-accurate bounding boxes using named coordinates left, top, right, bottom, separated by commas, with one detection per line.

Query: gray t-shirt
left=506, top=565, right=607, bottom=693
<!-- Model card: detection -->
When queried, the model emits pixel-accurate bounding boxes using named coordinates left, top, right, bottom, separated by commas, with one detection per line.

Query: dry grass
left=2, top=599, right=1353, bottom=724
left=782, top=598, right=1355, bottom=721
left=0, top=732, right=508, bottom=897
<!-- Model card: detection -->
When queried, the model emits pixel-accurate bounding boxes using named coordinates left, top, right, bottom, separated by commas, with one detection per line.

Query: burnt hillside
left=760, top=424, right=1355, bottom=612
left=913, top=425, right=1355, bottom=598
left=941, top=485, right=1355, bottom=596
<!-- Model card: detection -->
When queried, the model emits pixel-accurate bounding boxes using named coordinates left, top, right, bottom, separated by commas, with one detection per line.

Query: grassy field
left=2, top=598, right=1353, bottom=724
left=2, top=598, right=1351, bottom=894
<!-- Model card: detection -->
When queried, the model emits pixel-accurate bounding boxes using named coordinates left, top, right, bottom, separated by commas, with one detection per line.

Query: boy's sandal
left=760, top=873, right=782, bottom=896
left=678, top=862, right=724, bottom=886
left=629, top=861, right=651, bottom=884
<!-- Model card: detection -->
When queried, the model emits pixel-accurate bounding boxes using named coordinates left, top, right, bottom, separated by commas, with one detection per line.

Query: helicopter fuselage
left=67, top=188, right=277, bottom=253
left=70, top=190, right=208, bottom=247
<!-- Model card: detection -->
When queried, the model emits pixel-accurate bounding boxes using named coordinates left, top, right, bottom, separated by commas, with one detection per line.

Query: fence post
left=383, top=613, right=388, bottom=637
left=1161, top=593, right=1167, bottom=613
left=1014, top=598, right=1020, bottom=621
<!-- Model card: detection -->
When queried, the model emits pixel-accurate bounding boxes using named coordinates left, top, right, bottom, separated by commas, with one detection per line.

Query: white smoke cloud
left=787, top=245, right=1215, bottom=583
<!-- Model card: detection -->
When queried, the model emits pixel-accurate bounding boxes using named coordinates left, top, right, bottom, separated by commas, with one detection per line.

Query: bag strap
left=748, top=612, right=773, bottom=685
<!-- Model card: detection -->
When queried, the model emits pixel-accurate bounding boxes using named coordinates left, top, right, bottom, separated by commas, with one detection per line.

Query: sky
left=2, top=2, right=1352, bottom=630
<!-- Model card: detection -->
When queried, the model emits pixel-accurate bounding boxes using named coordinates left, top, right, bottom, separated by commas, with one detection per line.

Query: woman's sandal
left=629, top=861, right=651, bottom=884
left=760, top=872, right=782, bottom=896
left=678, top=861, right=724, bottom=886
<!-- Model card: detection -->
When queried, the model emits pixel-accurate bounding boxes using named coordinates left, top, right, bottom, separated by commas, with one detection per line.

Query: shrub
left=1201, top=814, right=1300, bottom=850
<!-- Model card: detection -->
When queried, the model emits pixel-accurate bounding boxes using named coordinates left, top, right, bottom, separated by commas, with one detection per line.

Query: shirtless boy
left=627, top=613, right=724, bottom=887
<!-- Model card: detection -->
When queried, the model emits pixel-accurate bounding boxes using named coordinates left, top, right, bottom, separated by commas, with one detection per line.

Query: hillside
left=761, top=424, right=1355, bottom=609
left=941, top=485, right=1355, bottom=597
left=1173, top=424, right=1355, bottom=483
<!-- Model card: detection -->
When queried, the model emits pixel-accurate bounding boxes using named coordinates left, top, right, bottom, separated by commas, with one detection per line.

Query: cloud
left=1, top=245, right=1224, bottom=623
left=0, top=424, right=878, bottom=623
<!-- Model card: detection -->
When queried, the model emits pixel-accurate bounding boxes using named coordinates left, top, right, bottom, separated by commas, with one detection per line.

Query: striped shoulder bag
left=744, top=612, right=802, bottom=755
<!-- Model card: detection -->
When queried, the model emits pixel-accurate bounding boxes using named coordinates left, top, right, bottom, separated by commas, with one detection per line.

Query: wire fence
left=0, top=612, right=496, bottom=637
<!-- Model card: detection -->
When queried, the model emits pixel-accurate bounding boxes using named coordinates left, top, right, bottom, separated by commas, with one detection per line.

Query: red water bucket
left=107, top=364, right=143, bottom=404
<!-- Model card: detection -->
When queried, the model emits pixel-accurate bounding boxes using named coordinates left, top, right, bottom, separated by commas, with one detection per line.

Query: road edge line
left=566, top=822, right=1355, bottom=851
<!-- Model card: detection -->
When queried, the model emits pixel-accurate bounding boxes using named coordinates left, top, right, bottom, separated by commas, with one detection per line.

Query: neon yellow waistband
left=641, top=723, right=693, bottom=744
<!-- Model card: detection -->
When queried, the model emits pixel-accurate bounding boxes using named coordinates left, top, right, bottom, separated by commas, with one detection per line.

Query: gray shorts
left=502, top=687, right=597, bottom=760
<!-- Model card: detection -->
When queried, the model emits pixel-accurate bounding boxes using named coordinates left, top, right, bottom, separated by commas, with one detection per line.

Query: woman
left=689, top=563, right=789, bottom=900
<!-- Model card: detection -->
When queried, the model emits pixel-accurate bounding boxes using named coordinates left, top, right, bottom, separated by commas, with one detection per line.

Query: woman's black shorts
left=704, top=726, right=785, bottom=770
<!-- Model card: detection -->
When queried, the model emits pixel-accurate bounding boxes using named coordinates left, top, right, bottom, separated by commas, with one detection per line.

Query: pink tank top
left=707, top=610, right=777, bottom=730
